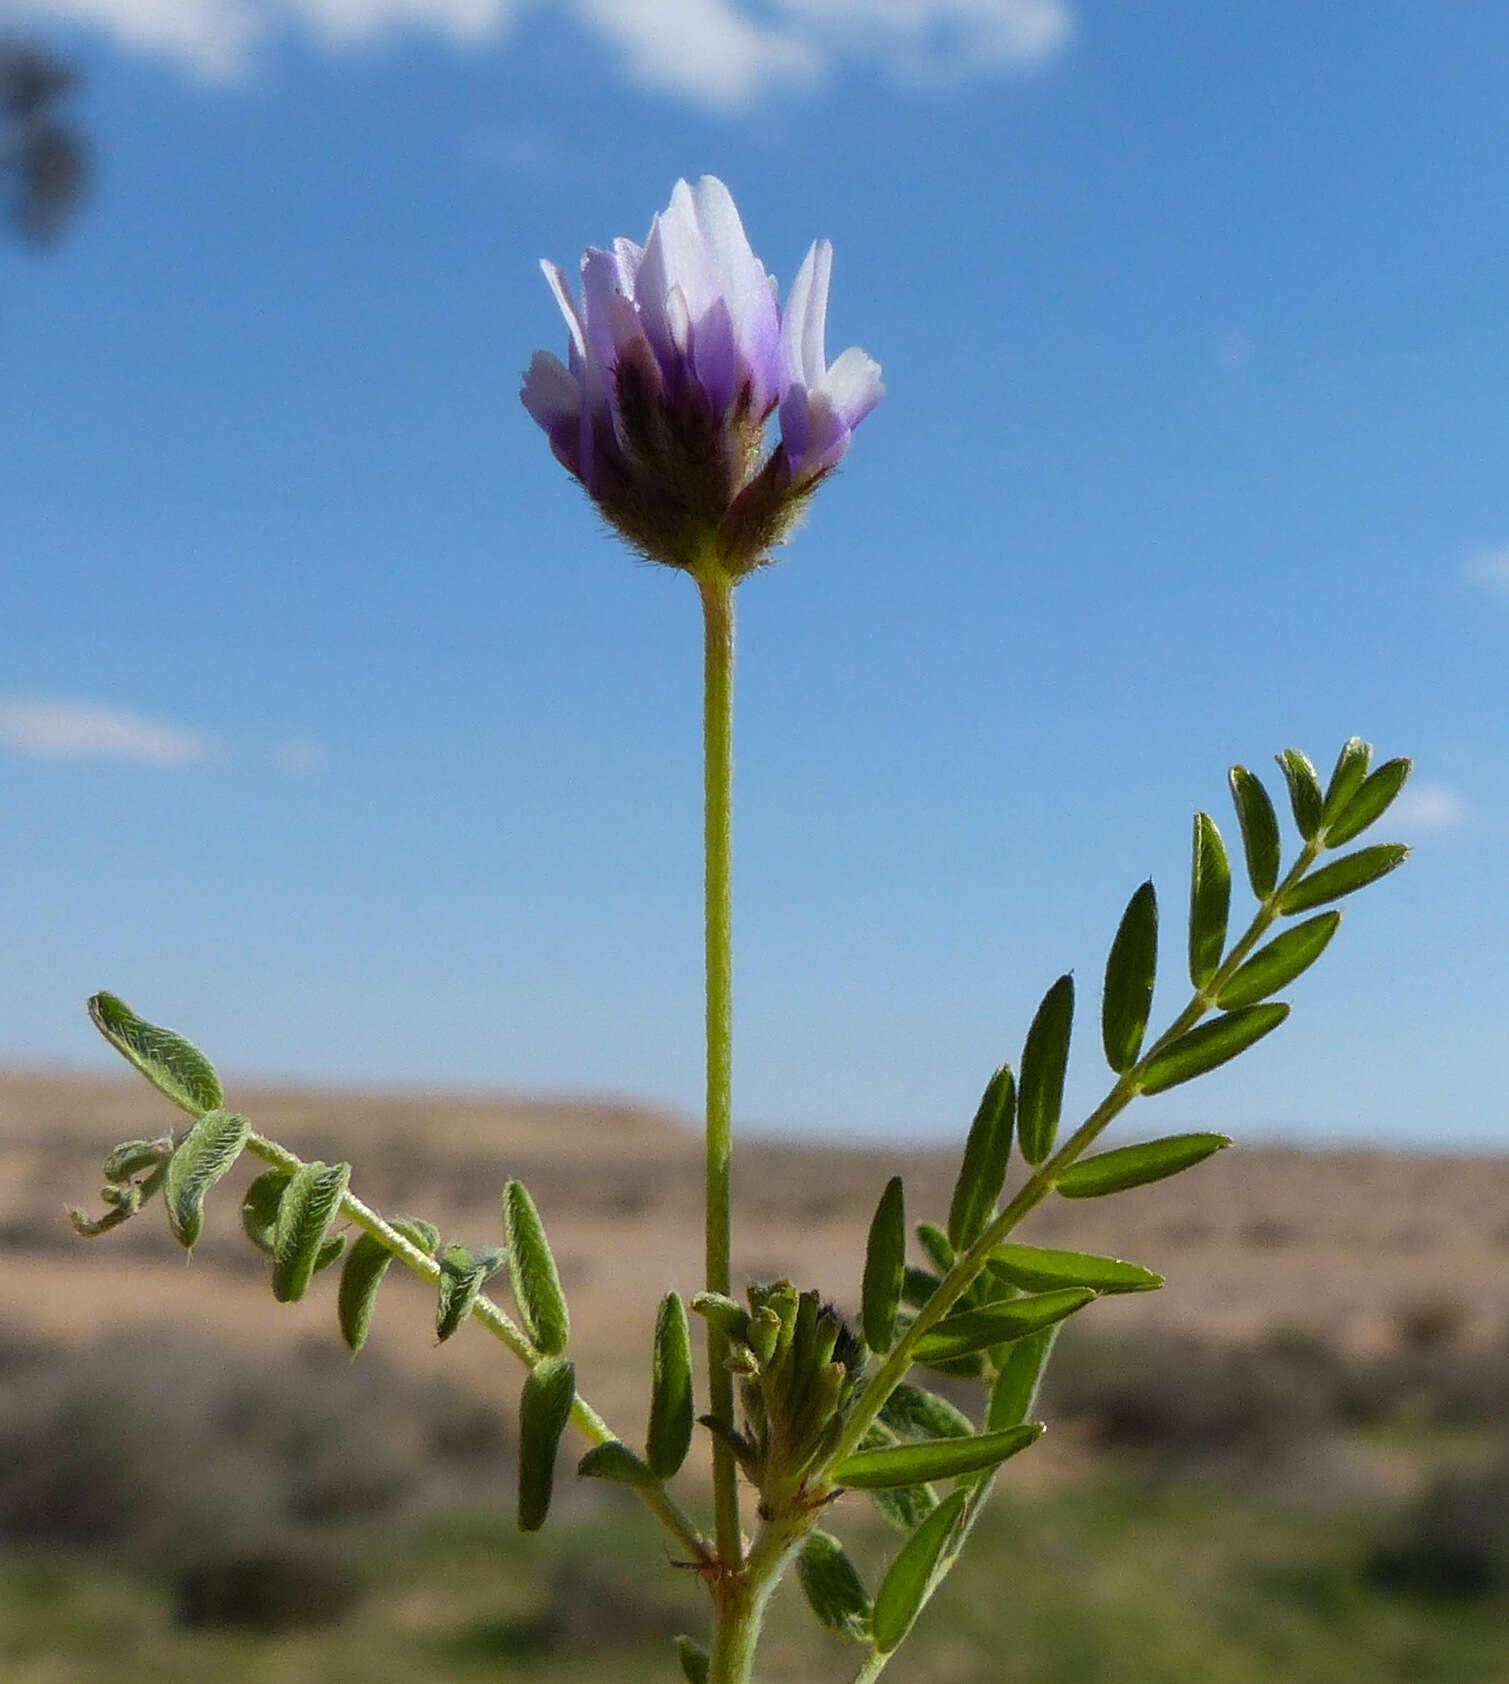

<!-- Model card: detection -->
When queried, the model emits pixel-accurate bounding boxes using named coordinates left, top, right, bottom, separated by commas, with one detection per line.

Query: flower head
left=521, top=176, right=883, bottom=578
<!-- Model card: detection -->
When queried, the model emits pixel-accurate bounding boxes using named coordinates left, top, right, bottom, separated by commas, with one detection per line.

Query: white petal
left=819, top=346, right=885, bottom=429
left=780, top=239, right=832, bottom=389
left=690, top=175, right=779, bottom=401
left=540, top=259, right=585, bottom=363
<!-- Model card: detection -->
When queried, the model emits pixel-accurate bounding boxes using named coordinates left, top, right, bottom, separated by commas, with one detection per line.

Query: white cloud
left=1392, top=781, right=1471, bottom=836
left=0, top=697, right=213, bottom=767
left=0, top=0, right=519, bottom=78
left=0, top=0, right=1072, bottom=100
left=1464, top=544, right=1509, bottom=604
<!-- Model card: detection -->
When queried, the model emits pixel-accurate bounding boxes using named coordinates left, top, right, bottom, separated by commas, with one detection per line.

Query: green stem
left=709, top=1510, right=810, bottom=1684
left=699, top=570, right=743, bottom=1571
left=822, top=834, right=1324, bottom=1475
left=239, top=1131, right=711, bottom=1565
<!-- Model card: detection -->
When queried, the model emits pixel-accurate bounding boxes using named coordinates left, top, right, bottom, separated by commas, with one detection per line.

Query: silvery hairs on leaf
left=520, top=176, right=884, bottom=578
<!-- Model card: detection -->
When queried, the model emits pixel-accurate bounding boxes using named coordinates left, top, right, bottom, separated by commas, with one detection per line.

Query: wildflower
left=521, top=176, right=882, bottom=578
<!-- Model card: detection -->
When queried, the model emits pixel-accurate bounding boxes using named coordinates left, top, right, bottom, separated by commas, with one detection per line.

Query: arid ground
left=8, top=1068, right=1508, bottom=1429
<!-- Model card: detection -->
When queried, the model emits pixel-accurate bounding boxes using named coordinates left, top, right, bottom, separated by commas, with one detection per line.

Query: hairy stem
left=239, top=1131, right=712, bottom=1565
left=700, top=571, right=743, bottom=1570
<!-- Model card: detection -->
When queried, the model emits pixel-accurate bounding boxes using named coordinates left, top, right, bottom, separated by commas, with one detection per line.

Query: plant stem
left=699, top=570, right=743, bottom=1571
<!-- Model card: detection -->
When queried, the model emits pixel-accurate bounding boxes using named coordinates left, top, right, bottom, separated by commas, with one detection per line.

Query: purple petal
left=521, top=350, right=583, bottom=475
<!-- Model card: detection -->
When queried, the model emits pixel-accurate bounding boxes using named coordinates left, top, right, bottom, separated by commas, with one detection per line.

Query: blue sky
left=2, top=1, right=1505, bottom=1150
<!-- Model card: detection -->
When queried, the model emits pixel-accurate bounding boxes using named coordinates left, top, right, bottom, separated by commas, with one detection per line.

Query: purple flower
left=521, top=176, right=882, bottom=577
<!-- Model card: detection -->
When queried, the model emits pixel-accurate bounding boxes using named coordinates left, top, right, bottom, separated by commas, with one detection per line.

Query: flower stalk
left=700, top=567, right=742, bottom=1571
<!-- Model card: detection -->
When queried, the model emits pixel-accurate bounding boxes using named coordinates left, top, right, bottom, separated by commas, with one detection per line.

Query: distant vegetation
left=5, top=1317, right=1509, bottom=1682
left=1, top=43, right=87, bottom=245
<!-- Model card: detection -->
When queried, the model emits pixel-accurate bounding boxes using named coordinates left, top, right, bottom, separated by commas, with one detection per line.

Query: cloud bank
left=0, top=696, right=213, bottom=766
left=0, top=0, right=1073, bottom=103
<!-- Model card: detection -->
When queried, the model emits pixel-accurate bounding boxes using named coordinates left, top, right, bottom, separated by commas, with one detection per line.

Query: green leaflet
left=647, top=1291, right=694, bottom=1479
left=1137, top=1003, right=1289, bottom=1094
left=1102, top=881, right=1158, bottom=1073
left=1215, top=911, right=1341, bottom=1009
left=1228, top=766, right=1282, bottom=899
left=339, top=1216, right=444, bottom=1354
left=517, top=1354, right=576, bottom=1532
left=946, top=1065, right=1015, bottom=1250
left=102, top=1134, right=175, bottom=1183
left=503, top=1180, right=570, bottom=1357
left=986, top=1243, right=1164, bottom=1295
left=798, top=1531, right=872, bottom=1643
left=862, top=1175, right=906, bottom=1353
left=436, top=1243, right=503, bottom=1343
left=1188, top=813, right=1231, bottom=989
left=1324, top=757, right=1411, bottom=847
left=915, top=1222, right=955, bottom=1275
left=674, top=1636, right=710, bottom=1684
left=338, top=1233, right=395, bottom=1353
left=1322, top=737, right=1372, bottom=825
left=242, top=1168, right=345, bottom=1281
left=901, top=1265, right=941, bottom=1310
left=868, top=1480, right=938, bottom=1532
left=1055, top=1132, right=1231, bottom=1198
left=1277, top=747, right=1325, bottom=841
left=1018, top=975, right=1073, bottom=1166
left=162, top=1108, right=250, bottom=1250
left=870, top=1489, right=971, bottom=1653
left=832, top=1422, right=1043, bottom=1491
left=87, top=992, right=224, bottom=1118
left=987, top=1326, right=1059, bottom=1431
left=879, top=1382, right=974, bottom=1441
left=578, top=1440, right=659, bottom=1487
left=1278, top=844, right=1410, bottom=914
left=910, top=1289, right=1095, bottom=1365
left=271, top=1160, right=351, bottom=1303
